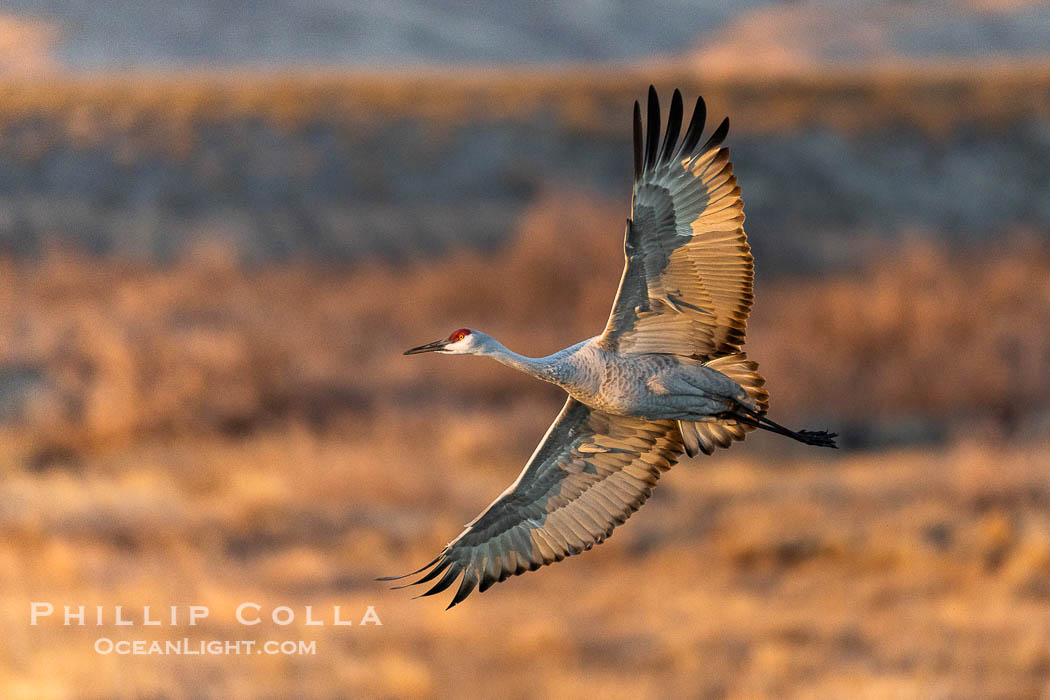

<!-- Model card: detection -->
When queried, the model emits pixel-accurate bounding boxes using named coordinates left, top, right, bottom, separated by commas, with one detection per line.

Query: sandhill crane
left=381, top=86, right=836, bottom=608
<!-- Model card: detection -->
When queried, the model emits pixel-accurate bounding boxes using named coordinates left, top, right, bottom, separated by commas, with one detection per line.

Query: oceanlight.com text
left=94, top=638, right=318, bottom=655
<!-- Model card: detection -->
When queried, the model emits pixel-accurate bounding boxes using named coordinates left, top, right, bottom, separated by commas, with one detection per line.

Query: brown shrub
left=0, top=192, right=1047, bottom=461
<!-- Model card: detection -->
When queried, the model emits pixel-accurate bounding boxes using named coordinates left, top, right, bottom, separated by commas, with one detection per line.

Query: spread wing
left=380, top=399, right=683, bottom=608
left=599, top=86, right=753, bottom=359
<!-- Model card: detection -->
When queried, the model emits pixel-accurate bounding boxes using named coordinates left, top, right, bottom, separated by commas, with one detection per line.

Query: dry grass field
left=3, top=60, right=1050, bottom=137
left=1, top=186, right=1048, bottom=697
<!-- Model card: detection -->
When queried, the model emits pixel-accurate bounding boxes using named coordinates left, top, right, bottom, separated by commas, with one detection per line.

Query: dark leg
left=730, top=407, right=838, bottom=448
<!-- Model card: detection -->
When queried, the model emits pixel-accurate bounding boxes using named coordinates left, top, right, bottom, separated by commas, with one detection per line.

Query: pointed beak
left=404, top=339, right=449, bottom=355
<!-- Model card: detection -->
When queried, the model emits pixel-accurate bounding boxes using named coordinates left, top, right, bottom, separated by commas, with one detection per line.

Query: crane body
left=408, top=331, right=759, bottom=424
left=385, top=87, right=837, bottom=608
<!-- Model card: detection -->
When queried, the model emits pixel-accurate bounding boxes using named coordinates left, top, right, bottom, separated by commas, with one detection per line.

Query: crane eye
left=449, top=329, right=470, bottom=342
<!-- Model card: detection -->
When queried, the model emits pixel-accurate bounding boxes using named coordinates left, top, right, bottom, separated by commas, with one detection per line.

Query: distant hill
left=2, top=0, right=757, bottom=70
left=692, top=0, right=1050, bottom=75
left=3, top=0, right=1049, bottom=72
left=0, top=12, right=59, bottom=73
left=0, top=2, right=1048, bottom=268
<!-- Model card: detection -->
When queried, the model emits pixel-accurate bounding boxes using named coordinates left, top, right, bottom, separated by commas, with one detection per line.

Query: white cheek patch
left=444, top=336, right=472, bottom=352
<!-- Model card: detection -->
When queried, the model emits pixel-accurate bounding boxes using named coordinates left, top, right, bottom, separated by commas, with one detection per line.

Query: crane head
left=404, top=328, right=477, bottom=355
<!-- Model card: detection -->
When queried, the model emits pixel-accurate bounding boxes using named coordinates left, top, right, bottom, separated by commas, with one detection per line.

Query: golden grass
left=1, top=59, right=1049, bottom=150
left=4, top=429, right=1049, bottom=697
left=1, top=192, right=1049, bottom=696
left=1, top=192, right=1046, bottom=460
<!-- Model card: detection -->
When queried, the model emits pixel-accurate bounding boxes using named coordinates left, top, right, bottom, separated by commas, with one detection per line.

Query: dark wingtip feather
left=659, top=89, right=683, bottom=164
left=644, top=86, right=660, bottom=173
left=446, top=572, right=479, bottom=609
left=375, top=553, right=443, bottom=581
left=391, top=557, right=452, bottom=590
left=632, top=100, right=643, bottom=181
left=679, top=95, right=707, bottom=157
left=416, top=566, right=461, bottom=598
left=702, top=116, right=730, bottom=152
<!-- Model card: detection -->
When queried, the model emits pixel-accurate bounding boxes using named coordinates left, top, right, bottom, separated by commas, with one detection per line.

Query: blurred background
left=2, top=0, right=1050, bottom=696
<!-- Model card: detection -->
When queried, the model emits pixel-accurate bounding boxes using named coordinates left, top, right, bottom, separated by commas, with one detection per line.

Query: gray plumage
left=383, top=87, right=836, bottom=609
left=454, top=334, right=755, bottom=421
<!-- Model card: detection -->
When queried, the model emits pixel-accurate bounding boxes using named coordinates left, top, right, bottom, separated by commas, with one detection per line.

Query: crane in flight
left=382, top=86, right=836, bottom=608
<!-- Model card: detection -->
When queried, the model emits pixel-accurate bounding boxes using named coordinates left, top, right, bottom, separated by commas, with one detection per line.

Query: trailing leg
left=731, top=406, right=837, bottom=448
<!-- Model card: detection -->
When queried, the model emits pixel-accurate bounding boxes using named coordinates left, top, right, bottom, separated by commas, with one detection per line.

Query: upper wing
left=381, top=398, right=683, bottom=608
left=599, top=86, right=753, bottom=359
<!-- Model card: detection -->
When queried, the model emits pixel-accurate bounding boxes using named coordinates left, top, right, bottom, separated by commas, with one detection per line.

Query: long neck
left=483, top=340, right=562, bottom=383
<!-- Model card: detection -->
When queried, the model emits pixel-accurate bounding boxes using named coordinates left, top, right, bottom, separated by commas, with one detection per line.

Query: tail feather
left=676, top=353, right=837, bottom=455
left=705, top=353, right=769, bottom=413
left=678, top=419, right=702, bottom=457
left=678, top=353, right=767, bottom=456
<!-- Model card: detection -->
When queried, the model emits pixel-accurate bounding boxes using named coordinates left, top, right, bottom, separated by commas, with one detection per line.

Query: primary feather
left=602, top=87, right=752, bottom=360
left=381, top=399, right=681, bottom=608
